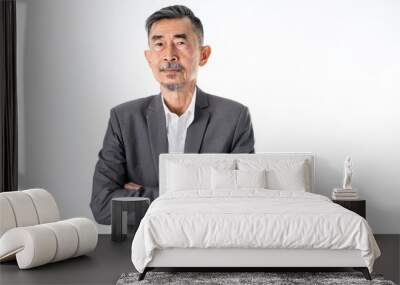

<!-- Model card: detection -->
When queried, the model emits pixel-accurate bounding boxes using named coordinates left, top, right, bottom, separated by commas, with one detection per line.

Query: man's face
left=144, top=17, right=211, bottom=91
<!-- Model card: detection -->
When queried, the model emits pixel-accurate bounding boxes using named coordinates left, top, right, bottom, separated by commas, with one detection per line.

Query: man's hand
left=124, top=182, right=143, bottom=191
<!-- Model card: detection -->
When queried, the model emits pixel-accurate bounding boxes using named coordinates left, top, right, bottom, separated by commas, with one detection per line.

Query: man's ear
left=144, top=50, right=152, bottom=65
left=199, top=45, right=211, bottom=66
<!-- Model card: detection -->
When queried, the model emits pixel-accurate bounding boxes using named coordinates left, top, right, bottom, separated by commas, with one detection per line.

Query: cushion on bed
left=165, top=157, right=311, bottom=192
left=166, top=159, right=235, bottom=192
left=211, top=168, right=236, bottom=190
left=237, top=159, right=311, bottom=191
left=237, top=169, right=268, bottom=189
left=211, top=168, right=268, bottom=191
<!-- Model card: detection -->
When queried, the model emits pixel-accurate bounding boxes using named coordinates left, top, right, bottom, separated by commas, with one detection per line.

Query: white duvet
left=131, top=189, right=380, bottom=273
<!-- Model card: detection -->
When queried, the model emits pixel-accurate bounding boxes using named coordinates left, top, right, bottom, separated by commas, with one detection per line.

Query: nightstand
left=332, top=199, right=366, bottom=219
left=111, top=197, right=150, bottom=242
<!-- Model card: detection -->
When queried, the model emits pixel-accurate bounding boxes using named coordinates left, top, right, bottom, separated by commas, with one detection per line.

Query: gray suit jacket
left=90, top=87, right=255, bottom=224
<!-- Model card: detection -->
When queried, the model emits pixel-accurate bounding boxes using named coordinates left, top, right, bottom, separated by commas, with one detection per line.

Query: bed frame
left=138, top=153, right=371, bottom=280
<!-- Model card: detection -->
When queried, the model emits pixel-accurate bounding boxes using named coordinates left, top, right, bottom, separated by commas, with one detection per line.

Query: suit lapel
left=145, top=87, right=210, bottom=177
left=145, top=95, right=168, bottom=178
left=184, top=87, right=210, bottom=153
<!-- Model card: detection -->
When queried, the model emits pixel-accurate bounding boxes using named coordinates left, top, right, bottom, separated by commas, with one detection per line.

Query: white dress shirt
left=161, top=88, right=196, bottom=153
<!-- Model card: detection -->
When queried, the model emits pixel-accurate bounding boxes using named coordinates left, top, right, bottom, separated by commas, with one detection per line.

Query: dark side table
left=111, top=197, right=150, bottom=242
left=332, top=199, right=366, bottom=219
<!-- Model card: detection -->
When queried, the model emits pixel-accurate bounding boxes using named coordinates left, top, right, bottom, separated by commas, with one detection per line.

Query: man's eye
left=152, top=42, right=163, bottom=48
left=177, top=41, right=186, bottom=45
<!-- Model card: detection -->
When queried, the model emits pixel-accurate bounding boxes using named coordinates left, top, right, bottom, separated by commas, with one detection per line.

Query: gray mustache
left=159, top=62, right=183, bottom=71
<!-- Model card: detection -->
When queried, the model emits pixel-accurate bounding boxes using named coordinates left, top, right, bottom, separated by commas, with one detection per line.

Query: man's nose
left=163, top=44, right=178, bottom=62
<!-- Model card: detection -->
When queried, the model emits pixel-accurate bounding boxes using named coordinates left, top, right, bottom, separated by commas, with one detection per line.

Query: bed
left=131, top=153, right=381, bottom=281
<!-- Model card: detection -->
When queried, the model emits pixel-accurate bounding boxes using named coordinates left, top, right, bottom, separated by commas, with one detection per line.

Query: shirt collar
left=161, top=87, right=197, bottom=119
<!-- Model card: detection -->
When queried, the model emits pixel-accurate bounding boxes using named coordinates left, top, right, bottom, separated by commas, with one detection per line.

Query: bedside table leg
left=354, top=267, right=371, bottom=280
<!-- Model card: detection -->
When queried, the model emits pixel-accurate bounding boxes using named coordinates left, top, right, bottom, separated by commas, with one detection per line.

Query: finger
left=124, top=183, right=136, bottom=190
left=128, top=182, right=143, bottom=188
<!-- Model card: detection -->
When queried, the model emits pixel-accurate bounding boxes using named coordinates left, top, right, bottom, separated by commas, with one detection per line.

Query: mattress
left=131, top=189, right=380, bottom=273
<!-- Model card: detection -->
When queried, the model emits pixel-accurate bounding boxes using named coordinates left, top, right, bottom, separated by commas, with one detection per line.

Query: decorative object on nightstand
left=332, top=199, right=366, bottom=219
left=332, top=156, right=365, bottom=218
left=332, top=156, right=359, bottom=200
left=332, top=188, right=359, bottom=200
left=111, top=197, right=150, bottom=242
left=342, top=156, right=353, bottom=190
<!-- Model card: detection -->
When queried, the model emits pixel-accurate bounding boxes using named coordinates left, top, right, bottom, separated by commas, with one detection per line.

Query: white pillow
left=237, top=159, right=310, bottom=191
left=167, top=162, right=209, bottom=191
left=211, top=168, right=236, bottom=190
left=211, top=168, right=268, bottom=190
left=166, top=159, right=235, bottom=192
left=236, top=169, right=268, bottom=189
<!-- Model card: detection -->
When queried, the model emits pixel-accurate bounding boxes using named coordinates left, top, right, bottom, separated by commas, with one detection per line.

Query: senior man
left=90, top=5, right=255, bottom=225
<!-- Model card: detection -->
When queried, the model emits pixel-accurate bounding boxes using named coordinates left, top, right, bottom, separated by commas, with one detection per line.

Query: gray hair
left=145, top=5, right=204, bottom=45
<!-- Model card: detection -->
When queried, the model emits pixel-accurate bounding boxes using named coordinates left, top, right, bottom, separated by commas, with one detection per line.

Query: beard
left=159, top=62, right=186, bottom=91
left=161, top=82, right=184, bottom=92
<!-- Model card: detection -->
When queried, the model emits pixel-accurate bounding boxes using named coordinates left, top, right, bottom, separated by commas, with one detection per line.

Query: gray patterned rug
left=116, top=271, right=396, bottom=285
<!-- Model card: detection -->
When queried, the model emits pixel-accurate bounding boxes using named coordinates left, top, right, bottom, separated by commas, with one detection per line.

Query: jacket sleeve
left=230, top=106, right=255, bottom=153
left=90, top=109, right=157, bottom=225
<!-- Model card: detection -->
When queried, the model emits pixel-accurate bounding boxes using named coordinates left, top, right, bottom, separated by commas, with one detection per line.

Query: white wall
left=17, top=0, right=400, bottom=234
